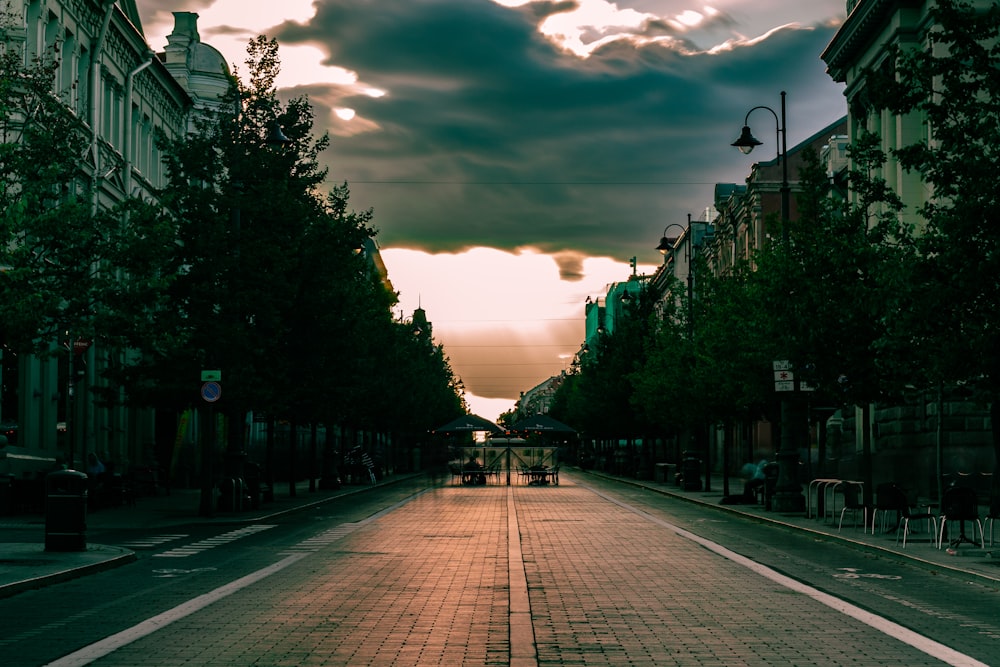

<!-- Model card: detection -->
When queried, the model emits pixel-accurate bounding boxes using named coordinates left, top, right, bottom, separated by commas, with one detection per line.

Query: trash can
left=218, top=477, right=240, bottom=512
left=45, top=470, right=88, bottom=552
left=763, top=462, right=779, bottom=511
left=654, top=463, right=670, bottom=484
left=681, top=451, right=702, bottom=491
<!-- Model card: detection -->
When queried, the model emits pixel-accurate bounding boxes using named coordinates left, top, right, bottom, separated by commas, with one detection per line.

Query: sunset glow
left=134, top=0, right=849, bottom=420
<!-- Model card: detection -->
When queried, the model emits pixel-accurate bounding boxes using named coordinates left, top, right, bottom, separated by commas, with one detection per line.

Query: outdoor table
left=526, top=467, right=553, bottom=485
left=462, top=468, right=487, bottom=485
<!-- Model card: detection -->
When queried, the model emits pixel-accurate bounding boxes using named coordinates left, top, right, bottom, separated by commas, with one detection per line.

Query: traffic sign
left=201, top=381, right=222, bottom=403
left=201, top=370, right=222, bottom=382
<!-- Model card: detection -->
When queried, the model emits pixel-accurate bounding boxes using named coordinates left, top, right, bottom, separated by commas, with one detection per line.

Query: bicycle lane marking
left=44, top=490, right=430, bottom=667
left=43, top=553, right=309, bottom=667
left=582, top=482, right=989, bottom=667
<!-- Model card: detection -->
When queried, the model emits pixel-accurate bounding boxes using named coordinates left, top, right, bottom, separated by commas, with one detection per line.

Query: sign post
left=198, top=371, right=221, bottom=517
left=771, top=360, right=805, bottom=512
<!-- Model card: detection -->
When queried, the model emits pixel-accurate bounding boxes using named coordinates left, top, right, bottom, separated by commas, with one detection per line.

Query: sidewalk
left=0, top=477, right=402, bottom=599
left=597, top=470, right=1000, bottom=586
left=2, top=469, right=998, bottom=600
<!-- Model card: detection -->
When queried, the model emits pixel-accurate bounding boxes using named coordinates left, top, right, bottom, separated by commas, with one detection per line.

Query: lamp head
left=656, top=236, right=678, bottom=254
left=266, top=121, right=292, bottom=146
left=731, top=125, right=763, bottom=154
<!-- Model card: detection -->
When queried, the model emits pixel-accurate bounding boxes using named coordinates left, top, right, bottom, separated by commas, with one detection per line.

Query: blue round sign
left=201, top=381, right=222, bottom=403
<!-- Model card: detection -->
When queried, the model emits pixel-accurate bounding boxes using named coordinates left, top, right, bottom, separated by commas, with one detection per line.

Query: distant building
left=516, top=375, right=565, bottom=418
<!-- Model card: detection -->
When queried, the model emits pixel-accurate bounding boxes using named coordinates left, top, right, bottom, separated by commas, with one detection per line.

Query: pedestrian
left=86, top=452, right=106, bottom=477
left=741, top=460, right=767, bottom=501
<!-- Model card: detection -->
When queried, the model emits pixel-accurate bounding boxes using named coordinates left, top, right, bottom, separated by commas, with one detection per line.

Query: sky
left=134, top=0, right=848, bottom=423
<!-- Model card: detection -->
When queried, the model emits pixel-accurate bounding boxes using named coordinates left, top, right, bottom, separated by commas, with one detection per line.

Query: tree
left=135, top=37, right=335, bottom=416
left=0, top=11, right=176, bottom=418
left=867, top=0, right=1000, bottom=508
left=139, top=36, right=464, bottom=497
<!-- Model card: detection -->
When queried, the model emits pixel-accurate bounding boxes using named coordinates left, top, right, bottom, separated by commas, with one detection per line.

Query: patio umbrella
left=510, top=414, right=576, bottom=434
left=433, top=414, right=503, bottom=434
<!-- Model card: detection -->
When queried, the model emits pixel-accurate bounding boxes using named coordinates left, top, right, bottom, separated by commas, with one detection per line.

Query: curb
left=0, top=545, right=137, bottom=600
left=583, top=469, right=1000, bottom=587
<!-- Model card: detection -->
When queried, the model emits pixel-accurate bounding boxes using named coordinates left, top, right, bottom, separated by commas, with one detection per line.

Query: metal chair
left=837, top=482, right=867, bottom=533
left=871, top=482, right=906, bottom=535
left=937, top=486, right=984, bottom=549
left=893, top=488, right=938, bottom=548
left=986, top=500, right=999, bottom=547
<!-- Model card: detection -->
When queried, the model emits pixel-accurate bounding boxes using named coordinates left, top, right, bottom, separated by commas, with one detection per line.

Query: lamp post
left=656, top=214, right=709, bottom=491
left=732, top=91, right=804, bottom=512
left=657, top=215, right=696, bottom=342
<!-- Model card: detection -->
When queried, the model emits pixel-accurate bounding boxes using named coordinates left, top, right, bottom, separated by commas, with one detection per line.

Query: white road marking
left=152, top=524, right=275, bottom=558
left=117, top=534, right=189, bottom=549
left=45, top=491, right=429, bottom=665
left=587, top=484, right=990, bottom=667
left=44, top=553, right=308, bottom=667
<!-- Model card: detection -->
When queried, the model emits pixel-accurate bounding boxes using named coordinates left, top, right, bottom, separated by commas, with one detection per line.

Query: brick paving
left=70, top=475, right=969, bottom=666
left=100, top=487, right=511, bottom=666
left=512, top=481, right=945, bottom=667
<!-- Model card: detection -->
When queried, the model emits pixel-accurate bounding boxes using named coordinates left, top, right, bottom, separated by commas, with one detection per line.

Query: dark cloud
left=138, top=1, right=846, bottom=267
left=132, top=0, right=848, bottom=414
left=552, top=251, right=586, bottom=282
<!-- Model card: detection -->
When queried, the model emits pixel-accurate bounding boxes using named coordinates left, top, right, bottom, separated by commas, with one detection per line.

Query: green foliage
left=0, top=19, right=176, bottom=363
left=864, top=0, right=1000, bottom=503
left=0, top=29, right=91, bottom=351
left=556, top=284, right=657, bottom=438
left=544, top=1, right=1000, bottom=485
left=779, top=141, right=915, bottom=406
left=869, top=0, right=1000, bottom=392
left=134, top=36, right=463, bottom=438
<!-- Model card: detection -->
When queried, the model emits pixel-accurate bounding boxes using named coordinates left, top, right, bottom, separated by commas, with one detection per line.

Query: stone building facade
left=3, top=1, right=229, bottom=475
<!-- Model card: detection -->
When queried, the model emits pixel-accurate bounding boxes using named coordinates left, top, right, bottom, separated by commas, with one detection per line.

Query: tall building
left=2, top=2, right=230, bottom=475
left=821, top=0, right=996, bottom=491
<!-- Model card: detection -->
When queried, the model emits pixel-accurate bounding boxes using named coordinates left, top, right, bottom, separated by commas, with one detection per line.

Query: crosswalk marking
left=118, top=534, right=189, bottom=550
left=278, top=522, right=362, bottom=554
left=152, top=524, right=276, bottom=558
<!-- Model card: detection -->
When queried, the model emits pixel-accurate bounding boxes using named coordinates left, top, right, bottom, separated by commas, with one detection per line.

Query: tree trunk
left=991, top=397, right=999, bottom=517
left=309, top=423, right=318, bottom=492
left=288, top=417, right=297, bottom=497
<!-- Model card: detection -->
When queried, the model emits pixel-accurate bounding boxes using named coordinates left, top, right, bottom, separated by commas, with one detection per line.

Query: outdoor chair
left=986, top=500, right=1000, bottom=547
left=937, top=486, right=984, bottom=549
left=837, top=482, right=867, bottom=533
left=892, top=488, right=938, bottom=548
left=871, top=482, right=907, bottom=535
left=485, top=463, right=503, bottom=484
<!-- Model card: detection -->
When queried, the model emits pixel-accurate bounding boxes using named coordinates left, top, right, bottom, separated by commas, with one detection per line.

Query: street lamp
left=656, top=214, right=708, bottom=492
left=732, top=91, right=804, bottom=513
left=657, top=215, right=696, bottom=342
left=731, top=91, right=790, bottom=246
